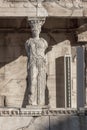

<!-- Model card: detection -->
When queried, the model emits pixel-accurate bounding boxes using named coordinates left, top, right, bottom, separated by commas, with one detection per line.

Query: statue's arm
left=41, top=38, right=48, bottom=49
left=45, top=40, right=48, bottom=49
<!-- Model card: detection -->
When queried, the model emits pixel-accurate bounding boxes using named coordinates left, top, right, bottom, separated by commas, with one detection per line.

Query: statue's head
left=28, top=17, right=45, bottom=38
left=31, top=20, right=41, bottom=38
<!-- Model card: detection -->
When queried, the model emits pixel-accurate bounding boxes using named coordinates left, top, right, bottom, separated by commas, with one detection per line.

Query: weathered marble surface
left=0, top=32, right=76, bottom=108
left=0, top=1, right=87, bottom=17
left=47, top=38, right=71, bottom=108
left=0, top=0, right=48, bottom=17
left=0, top=33, right=28, bottom=107
left=0, top=115, right=87, bottom=130
left=25, top=18, right=48, bottom=106
left=0, top=17, right=81, bottom=108
left=43, top=1, right=87, bottom=17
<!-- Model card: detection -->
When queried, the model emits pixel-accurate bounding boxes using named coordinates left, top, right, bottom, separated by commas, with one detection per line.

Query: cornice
left=0, top=1, right=87, bottom=21
left=0, top=108, right=87, bottom=117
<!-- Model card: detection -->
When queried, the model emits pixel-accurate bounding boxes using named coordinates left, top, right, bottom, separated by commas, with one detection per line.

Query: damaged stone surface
left=0, top=0, right=86, bottom=17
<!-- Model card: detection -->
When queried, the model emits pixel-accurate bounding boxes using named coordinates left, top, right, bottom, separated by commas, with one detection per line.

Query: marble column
left=25, top=17, right=48, bottom=106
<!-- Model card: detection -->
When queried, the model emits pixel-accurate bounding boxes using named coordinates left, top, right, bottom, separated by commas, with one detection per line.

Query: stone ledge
left=0, top=1, right=86, bottom=17
left=0, top=108, right=87, bottom=117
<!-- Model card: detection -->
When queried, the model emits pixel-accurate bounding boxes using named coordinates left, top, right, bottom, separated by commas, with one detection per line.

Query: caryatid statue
left=25, top=18, right=48, bottom=106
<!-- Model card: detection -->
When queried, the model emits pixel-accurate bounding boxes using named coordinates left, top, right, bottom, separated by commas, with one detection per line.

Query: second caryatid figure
left=25, top=18, right=48, bottom=106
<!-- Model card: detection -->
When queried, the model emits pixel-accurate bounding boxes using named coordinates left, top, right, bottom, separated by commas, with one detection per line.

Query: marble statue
left=25, top=18, right=48, bottom=106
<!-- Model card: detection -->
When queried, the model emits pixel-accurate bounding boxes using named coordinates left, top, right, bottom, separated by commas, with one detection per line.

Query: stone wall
left=0, top=32, right=72, bottom=108
left=0, top=33, right=28, bottom=107
left=0, top=115, right=87, bottom=130
left=0, top=18, right=78, bottom=108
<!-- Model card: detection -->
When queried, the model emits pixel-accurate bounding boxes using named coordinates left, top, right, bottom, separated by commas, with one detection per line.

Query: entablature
left=0, top=0, right=87, bottom=17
